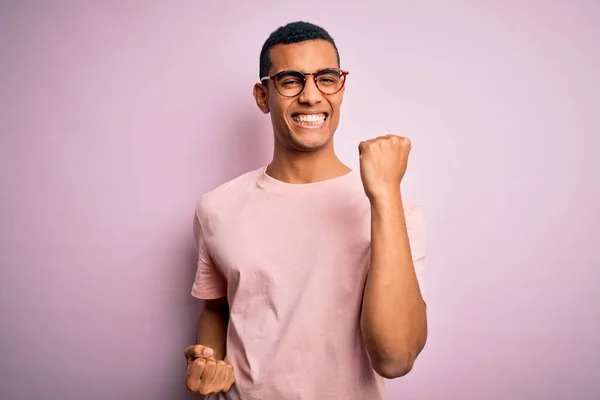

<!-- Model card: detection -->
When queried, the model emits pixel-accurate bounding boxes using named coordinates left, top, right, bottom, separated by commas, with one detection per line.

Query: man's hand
left=358, top=134, right=411, bottom=201
left=184, top=345, right=235, bottom=396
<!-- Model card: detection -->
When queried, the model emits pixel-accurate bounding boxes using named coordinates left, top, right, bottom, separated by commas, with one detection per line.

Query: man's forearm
left=360, top=190, right=427, bottom=378
left=196, top=300, right=229, bottom=361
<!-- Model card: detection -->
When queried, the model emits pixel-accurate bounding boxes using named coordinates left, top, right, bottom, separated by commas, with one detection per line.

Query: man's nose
left=298, top=77, right=323, bottom=105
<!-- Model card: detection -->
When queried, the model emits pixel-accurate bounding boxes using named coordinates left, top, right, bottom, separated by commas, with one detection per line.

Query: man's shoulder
left=195, top=166, right=263, bottom=217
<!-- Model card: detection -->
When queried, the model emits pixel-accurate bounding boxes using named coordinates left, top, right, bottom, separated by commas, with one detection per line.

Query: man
left=184, top=21, right=428, bottom=399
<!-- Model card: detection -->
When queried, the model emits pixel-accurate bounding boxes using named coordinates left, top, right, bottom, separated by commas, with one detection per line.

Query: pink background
left=1, top=1, right=598, bottom=399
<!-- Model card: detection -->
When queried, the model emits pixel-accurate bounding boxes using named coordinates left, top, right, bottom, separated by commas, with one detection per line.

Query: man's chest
left=205, top=194, right=372, bottom=285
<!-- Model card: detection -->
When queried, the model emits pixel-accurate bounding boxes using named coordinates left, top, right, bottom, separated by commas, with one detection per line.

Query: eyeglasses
left=260, top=67, right=349, bottom=98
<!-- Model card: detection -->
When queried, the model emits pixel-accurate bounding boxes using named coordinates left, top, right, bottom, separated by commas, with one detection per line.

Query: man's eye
left=280, top=78, right=302, bottom=86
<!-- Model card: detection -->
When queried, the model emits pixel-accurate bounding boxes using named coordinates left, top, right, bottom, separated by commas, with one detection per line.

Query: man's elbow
left=372, top=356, right=415, bottom=379
left=367, top=335, right=427, bottom=378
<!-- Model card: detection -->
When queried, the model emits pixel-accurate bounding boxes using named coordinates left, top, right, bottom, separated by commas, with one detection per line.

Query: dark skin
left=185, top=39, right=427, bottom=396
left=253, top=39, right=351, bottom=183
left=184, top=298, right=233, bottom=396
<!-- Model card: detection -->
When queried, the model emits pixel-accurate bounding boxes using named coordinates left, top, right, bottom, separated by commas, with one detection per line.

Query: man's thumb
left=184, top=345, right=214, bottom=360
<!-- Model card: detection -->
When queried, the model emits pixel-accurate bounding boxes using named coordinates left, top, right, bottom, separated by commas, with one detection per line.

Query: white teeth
left=293, top=113, right=326, bottom=124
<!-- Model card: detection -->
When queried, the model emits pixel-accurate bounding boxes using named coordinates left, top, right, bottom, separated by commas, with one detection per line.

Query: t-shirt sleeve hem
left=191, top=286, right=227, bottom=300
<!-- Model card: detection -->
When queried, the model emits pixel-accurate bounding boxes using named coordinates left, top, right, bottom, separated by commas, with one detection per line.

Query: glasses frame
left=260, top=67, right=349, bottom=98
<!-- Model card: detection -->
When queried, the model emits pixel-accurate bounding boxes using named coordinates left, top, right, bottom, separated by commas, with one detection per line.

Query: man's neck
left=266, top=149, right=351, bottom=184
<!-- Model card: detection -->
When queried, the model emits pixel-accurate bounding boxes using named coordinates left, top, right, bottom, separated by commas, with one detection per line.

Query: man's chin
left=288, top=132, right=332, bottom=152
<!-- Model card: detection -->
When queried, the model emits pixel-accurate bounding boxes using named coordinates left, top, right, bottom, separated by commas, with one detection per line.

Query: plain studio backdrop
left=1, top=1, right=598, bottom=399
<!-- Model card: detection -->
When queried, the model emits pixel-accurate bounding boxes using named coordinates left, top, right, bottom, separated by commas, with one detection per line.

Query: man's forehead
left=268, top=40, right=338, bottom=73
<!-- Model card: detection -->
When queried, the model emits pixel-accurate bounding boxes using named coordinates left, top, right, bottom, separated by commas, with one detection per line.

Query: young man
left=184, top=21, right=428, bottom=399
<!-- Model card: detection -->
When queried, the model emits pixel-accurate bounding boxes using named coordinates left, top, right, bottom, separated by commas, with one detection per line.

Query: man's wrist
left=368, top=186, right=402, bottom=207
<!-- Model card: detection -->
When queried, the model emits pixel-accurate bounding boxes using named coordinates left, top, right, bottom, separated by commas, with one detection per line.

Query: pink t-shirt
left=191, top=166, right=427, bottom=400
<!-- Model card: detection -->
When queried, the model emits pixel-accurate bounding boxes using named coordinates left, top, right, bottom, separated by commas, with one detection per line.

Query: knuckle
left=191, top=360, right=206, bottom=374
left=198, top=382, right=212, bottom=395
left=185, top=376, right=199, bottom=393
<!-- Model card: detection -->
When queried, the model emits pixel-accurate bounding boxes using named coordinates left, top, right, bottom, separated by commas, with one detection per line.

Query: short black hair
left=259, top=21, right=340, bottom=79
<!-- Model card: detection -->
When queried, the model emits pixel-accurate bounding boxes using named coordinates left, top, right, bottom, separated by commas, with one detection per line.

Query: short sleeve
left=191, top=204, right=227, bottom=300
left=406, top=204, right=427, bottom=302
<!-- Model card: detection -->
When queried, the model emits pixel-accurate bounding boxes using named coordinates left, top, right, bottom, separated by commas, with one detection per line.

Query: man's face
left=254, top=40, right=345, bottom=153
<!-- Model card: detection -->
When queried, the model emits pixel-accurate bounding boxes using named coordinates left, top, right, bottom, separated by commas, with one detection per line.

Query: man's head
left=253, top=21, right=347, bottom=153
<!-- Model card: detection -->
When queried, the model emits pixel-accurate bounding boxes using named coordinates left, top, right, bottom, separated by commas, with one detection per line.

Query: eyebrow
left=275, top=67, right=339, bottom=76
left=276, top=70, right=302, bottom=77
left=316, top=68, right=339, bottom=74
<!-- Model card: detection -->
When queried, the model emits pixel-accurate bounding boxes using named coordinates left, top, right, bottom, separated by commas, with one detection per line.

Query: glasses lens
left=274, top=71, right=305, bottom=97
left=315, top=69, right=345, bottom=94
left=273, top=69, right=346, bottom=97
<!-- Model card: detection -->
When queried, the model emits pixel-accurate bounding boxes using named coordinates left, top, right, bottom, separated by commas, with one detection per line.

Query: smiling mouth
left=291, top=113, right=328, bottom=128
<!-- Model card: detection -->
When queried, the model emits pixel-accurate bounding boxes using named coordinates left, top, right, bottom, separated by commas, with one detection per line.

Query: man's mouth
left=291, top=113, right=328, bottom=128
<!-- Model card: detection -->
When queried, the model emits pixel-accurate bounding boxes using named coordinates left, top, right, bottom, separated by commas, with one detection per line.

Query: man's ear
left=253, top=83, right=270, bottom=114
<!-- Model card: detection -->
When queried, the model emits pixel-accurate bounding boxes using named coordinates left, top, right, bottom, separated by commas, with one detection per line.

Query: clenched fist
left=184, top=345, right=235, bottom=396
left=358, top=134, right=412, bottom=200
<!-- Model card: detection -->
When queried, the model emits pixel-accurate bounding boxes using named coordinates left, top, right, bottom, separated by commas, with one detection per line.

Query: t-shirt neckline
left=256, top=165, right=358, bottom=195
